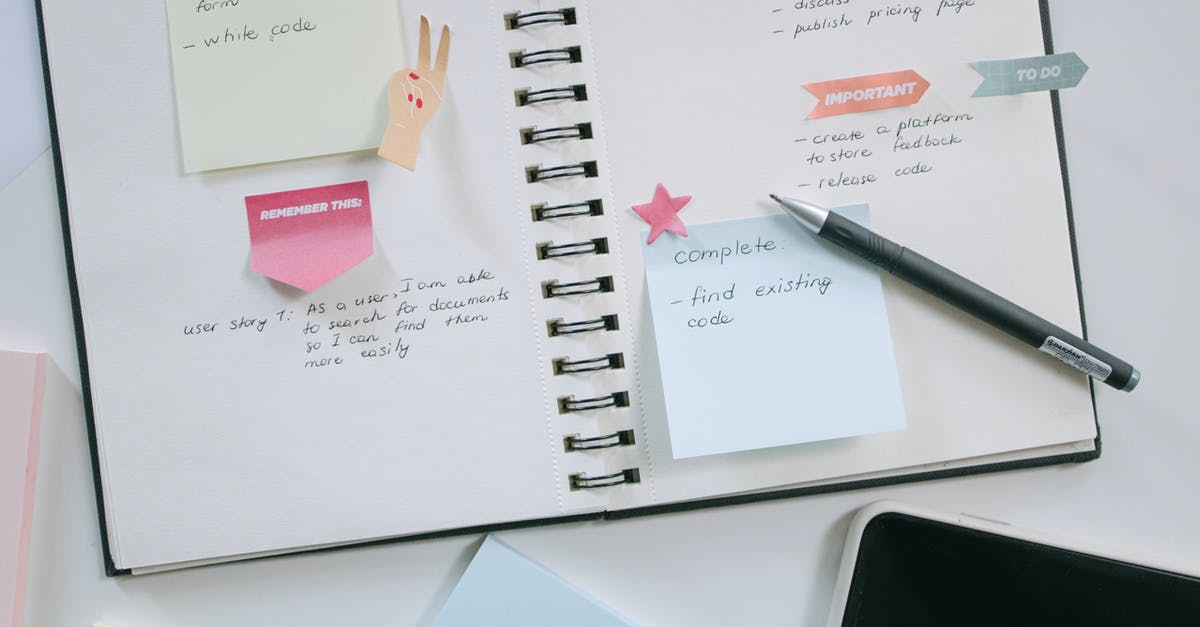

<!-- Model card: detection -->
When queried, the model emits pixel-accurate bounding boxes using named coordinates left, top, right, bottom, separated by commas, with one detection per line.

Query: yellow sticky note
left=165, top=0, right=407, bottom=172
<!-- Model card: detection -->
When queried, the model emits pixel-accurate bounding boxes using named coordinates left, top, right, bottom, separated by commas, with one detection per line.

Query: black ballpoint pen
left=771, top=194, right=1140, bottom=391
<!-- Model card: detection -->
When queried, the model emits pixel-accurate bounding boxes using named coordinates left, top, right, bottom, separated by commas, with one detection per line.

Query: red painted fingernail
left=409, top=72, right=420, bottom=80
left=416, top=98, right=423, bottom=108
left=407, top=93, right=413, bottom=102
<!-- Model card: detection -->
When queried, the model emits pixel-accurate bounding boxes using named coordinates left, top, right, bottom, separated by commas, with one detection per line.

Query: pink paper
left=0, top=350, right=46, bottom=627
left=632, top=183, right=691, bottom=244
left=804, top=69, right=930, bottom=119
left=245, top=181, right=374, bottom=291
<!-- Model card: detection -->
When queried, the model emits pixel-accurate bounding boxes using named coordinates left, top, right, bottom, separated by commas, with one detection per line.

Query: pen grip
left=819, top=212, right=906, bottom=271
left=819, top=212, right=1137, bottom=390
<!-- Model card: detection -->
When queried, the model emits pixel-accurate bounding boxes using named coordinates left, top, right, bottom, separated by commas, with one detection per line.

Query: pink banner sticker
left=245, top=181, right=373, bottom=291
left=804, top=70, right=930, bottom=119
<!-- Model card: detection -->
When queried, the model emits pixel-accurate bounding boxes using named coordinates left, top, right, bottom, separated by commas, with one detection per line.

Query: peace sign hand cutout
left=378, top=16, right=450, bottom=170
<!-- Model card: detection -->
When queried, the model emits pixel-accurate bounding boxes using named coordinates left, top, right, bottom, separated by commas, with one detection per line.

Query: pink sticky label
left=245, top=181, right=373, bottom=291
left=804, top=70, right=930, bottom=119
left=632, top=182, right=691, bottom=245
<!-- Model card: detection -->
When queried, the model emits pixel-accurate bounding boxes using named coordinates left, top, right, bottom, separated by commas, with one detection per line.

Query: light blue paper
left=970, top=52, right=1088, bottom=97
left=641, top=207, right=906, bottom=459
left=431, top=536, right=638, bottom=627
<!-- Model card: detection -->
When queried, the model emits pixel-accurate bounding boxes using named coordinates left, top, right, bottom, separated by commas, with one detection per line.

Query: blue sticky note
left=431, top=536, right=638, bottom=627
left=641, top=207, right=906, bottom=459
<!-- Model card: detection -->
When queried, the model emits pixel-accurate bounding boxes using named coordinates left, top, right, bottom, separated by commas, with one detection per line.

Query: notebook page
left=41, top=0, right=605, bottom=570
left=580, top=0, right=1097, bottom=508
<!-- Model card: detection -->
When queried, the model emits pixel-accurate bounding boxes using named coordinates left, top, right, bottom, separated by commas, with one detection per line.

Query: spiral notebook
left=38, top=0, right=1098, bottom=574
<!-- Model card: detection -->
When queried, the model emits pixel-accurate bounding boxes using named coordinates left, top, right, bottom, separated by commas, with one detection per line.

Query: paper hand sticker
left=378, top=16, right=450, bottom=170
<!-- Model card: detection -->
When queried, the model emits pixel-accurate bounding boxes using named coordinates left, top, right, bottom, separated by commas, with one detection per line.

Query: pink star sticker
left=632, top=183, right=691, bottom=244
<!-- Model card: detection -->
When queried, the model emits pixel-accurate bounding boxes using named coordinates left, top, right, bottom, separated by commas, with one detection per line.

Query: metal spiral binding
left=569, top=468, right=640, bottom=490
left=521, top=122, right=593, bottom=145
left=542, top=276, right=614, bottom=299
left=552, top=353, right=624, bottom=375
left=504, top=7, right=577, bottom=30
left=530, top=199, right=604, bottom=222
left=537, top=237, right=609, bottom=260
left=546, top=315, right=619, bottom=336
left=507, top=6, right=640, bottom=492
left=525, top=161, right=598, bottom=183
left=564, top=430, right=635, bottom=452
left=510, top=46, right=583, bottom=68
left=515, top=84, right=588, bottom=106
left=558, top=391, right=629, bottom=414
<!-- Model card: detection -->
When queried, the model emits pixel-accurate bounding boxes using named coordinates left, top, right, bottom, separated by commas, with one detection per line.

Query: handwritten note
left=642, top=208, right=906, bottom=458
left=766, top=1, right=982, bottom=191
left=165, top=0, right=407, bottom=171
left=180, top=268, right=511, bottom=369
left=778, top=0, right=978, bottom=37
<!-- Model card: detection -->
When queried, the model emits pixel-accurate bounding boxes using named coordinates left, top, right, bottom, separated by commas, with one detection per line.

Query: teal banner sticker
left=970, top=52, right=1088, bottom=97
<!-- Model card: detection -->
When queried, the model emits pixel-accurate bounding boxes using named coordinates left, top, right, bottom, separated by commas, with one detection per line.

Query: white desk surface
left=3, top=2, right=1197, bottom=625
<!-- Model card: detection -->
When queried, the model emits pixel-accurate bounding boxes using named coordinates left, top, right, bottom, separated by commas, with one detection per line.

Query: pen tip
left=769, top=193, right=782, bottom=203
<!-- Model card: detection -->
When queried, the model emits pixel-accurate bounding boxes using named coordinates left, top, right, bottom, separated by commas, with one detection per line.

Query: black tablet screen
left=841, top=512, right=1200, bottom=626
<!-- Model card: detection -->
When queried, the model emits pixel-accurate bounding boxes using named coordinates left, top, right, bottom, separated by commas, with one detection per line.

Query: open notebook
left=38, top=0, right=1097, bottom=574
